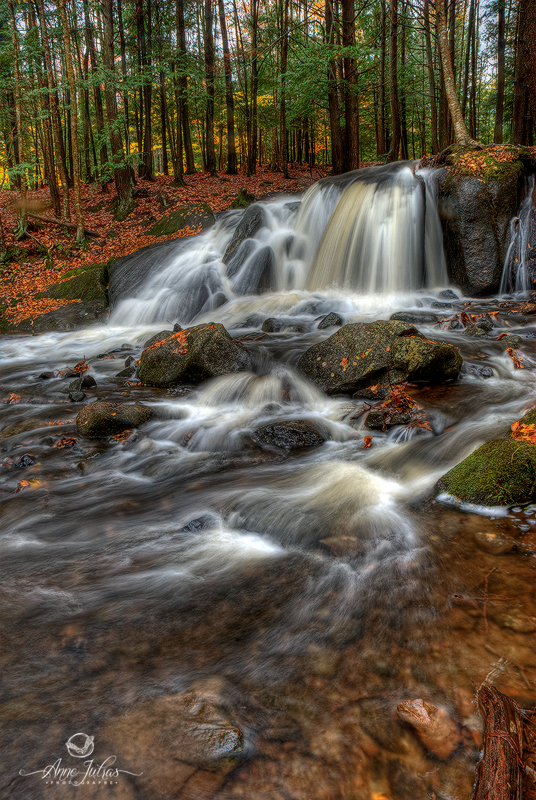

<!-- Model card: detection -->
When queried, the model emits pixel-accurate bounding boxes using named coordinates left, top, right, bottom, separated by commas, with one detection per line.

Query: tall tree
left=59, top=0, right=84, bottom=242
left=204, top=0, right=217, bottom=174
left=386, top=0, right=401, bottom=161
left=218, top=0, right=237, bottom=173
left=102, top=0, right=133, bottom=219
left=6, top=0, right=27, bottom=237
left=326, top=0, right=343, bottom=172
left=423, top=0, right=439, bottom=153
left=341, top=0, right=359, bottom=170
left=437, top=0, right=479, bottom=146
left=493, top=0, right=505, bottom=144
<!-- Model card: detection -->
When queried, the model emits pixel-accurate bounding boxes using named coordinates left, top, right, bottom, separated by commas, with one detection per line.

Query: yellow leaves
left=511, top=421, right=536, bottom=444
left=363, top=436, right=372, bottom=449
left=506, top=347, right=523, bottom=369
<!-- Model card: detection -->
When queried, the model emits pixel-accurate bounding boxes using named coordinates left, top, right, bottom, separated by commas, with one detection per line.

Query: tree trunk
left=399, top=0, right=408, bottom=160
left=377, top=0, right=387, bottom=156
left=35, top=0, right=71, bottom=219
left=7, top=0, right=27, bottom=237
left=218, top=0, right=237, bottom=174
left=437, top=0, right=479, bottom=146
left=160, top=70, right=169, bottom=175
left=386, top=0, right=401, bottom=161
left=204, top=0, right=217, bottom=174
left=423, top=0, right=439, bottom=153
left=326, top=0, right=343, bottom=173
left=84, top=0, right=107, bottom=185
left=176, top=0, right=195, bottom=173
left=341, top=0, right=359, bottom=170
left=280, top=0, right=290, bottom=178
left=102, top=0, right=133, bottom=220
left=117, top=0, right=131, bottom=158
left=513, top=0, right=536, bottom=144
left=247, top=0, right=259, bottom=175
left=58, top=0, right=85, bottom=242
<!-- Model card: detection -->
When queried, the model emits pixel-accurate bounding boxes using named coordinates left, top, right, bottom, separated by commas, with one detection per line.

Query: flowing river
left=1, top=162, right=535, bottom=800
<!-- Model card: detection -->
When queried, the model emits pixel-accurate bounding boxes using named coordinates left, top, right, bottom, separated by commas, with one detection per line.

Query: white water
left=499, top=174, right=535, bottom=295
left=110, top=162, right=449, bottom=327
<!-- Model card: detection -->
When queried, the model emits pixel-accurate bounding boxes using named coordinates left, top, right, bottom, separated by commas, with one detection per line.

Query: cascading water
left=2, top=161, right=535, bottom=800
left=499, top=174, right=536, bottom=295
left=110, top=161, right=449, bottom=327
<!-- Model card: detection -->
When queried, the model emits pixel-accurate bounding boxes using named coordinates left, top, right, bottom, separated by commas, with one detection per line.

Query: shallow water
left=1, top=166, right=535, bottom=800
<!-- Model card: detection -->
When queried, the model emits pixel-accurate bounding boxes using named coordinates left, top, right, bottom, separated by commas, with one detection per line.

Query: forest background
left=0, top=0, right=535, bottom=322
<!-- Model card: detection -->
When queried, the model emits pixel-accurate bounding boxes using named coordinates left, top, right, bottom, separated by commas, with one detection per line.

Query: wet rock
left=390, top=311, right=439, bottom=324
left=397, top=699, right=461, bottom=759
left=232, top=245, right=276, bottom=295
left=223, top=204, right=265, bottom=265
left=519, top=407, right=536, bottom=427
left=37, top=371, right=55, bottom=380
left=76, top=401, right=153, bottom=438
left=439, top=163, right=522, bottom=294
left=173, top=322, right=183, bottom=332
left=436, top=438, right=536, bottom=506
left=463, top=324, right=489, bottom=337
left=124, top=355, right=135, bottom=366
left=14, top=453, right=35, bottom=468
left=103, top=678, right=243, bottom=799
left=319, top=535, right=360, bottom=557
left=358, top=698, right=407, bottom=753
left=178, top=514, right=219, bottom=533
left=502, top=334, right=523, bottom=347
left=69, top=390, right=86, bottom=402
left=438, top=289, right=460, bottom=300
left=68, top=375, right=97, bottom=392
left=318, top=312, right=343, bottom=329
left=115, top=366, right=137, bottom=378
left=253, top=419, right=328, bottom=450
left=365, top=409, right=412, bottom=429
left=138, top=323, right=252, bottom=388
left=261, top=317, right=283, bottom=333
left=237, top=331, right=269, bottom=342
left=431, top=301, right=452, bottom=309
left=146, top=201, right=214, bottom=236
left=229, top=187, right=255, bottom=209
left=298, top=320, right=462, bottom=395
left=353, top=384, right=391, bottom=400
left=463, top=364, right=494, bottom=378
left=143, top=329, right=174, bottom=348
left=473, top=531, right=515, bottom=554
left=476, top=316, right=494, bottom=332
left=0, top=419, right=48, bottom=440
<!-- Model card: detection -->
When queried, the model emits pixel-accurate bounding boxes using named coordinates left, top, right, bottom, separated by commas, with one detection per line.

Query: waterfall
left=499, top=174, right=535, bottom=295
left=110, top=161, right=450, bottom=327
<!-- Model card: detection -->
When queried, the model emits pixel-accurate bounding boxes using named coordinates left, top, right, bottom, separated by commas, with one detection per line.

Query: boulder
left=223, top=204, right=265, bottom=265
left=261, top=317, right=283, bottom=333
left=318, top=312, right=343, bottom=329
left=146, top=201, right=214, bottom=236
left=108, top=239, right=191, bottom=308
left=0, top=419, right=48, bottom=440
left=253, top=420, right=328, bottom=450
left=438, top=152, right=527, bottom=295
left=435, top=438, right=536, bottom=506
left=229, top=187, right=255, bottom=209
left=103, top=679, right=243, bottom=800
left=138, top=323, right=252, bottom=388
left=232, top=245, right=275, bottom=295
left=76, top=401, right=153, bottom=438
left=297, top=320, right=462, bottom=395
left=397, top=699, right=461, bottom=760
left=143, top=330, right=174, bottom=348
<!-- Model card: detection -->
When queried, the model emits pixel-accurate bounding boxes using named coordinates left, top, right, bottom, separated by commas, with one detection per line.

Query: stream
left=1, top=162, right=535, bottom=800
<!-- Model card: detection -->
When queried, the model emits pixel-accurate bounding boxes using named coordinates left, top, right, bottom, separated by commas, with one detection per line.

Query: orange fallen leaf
left=363, top=436, right=372, bottom=449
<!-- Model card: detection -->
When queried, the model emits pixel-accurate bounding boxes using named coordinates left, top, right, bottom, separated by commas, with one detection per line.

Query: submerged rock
left=436, top=438, right=536, bottom=506
left=76, top=401, right=153, bottom=438
left=390, top=311, right=439, bottom=325
left=223, top=203, right=265, bottom=265
left=397, top=699, right=461, bottom=760
left=138, top=323, right=252, bottom=387
left=103, top=678, right=243, bottom=799
left=297, top=320, right=462, bottom=395
left=463, top=324, right=489, bottom=337
left=253, top=419, right=328, bottom=450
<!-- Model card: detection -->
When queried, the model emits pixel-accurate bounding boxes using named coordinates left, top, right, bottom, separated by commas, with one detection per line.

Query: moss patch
left=146, top=202, right=214, bottom=236
left=436, top=438, right=536, bottom=507
left=37, top=262, right=108, bottom=304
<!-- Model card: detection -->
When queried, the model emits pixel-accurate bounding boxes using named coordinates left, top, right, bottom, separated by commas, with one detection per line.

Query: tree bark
left=377, top=0, right=387, bottom=156
left=493, top=0, right=505, bottom=144
left=513, top=0, right=536, bottom=144
left=176, top=0, right=196, bottom=173
left=326, top=0, right=343, bottom=173
left=437, top=0, right=479, bottom=147
left=7, top=0, right=27, bottom=237
left=341, top=0, right=359, bottom=170
left=247, top=0, right=259, bottom=174
left=84, top=0, right=107, bottom=186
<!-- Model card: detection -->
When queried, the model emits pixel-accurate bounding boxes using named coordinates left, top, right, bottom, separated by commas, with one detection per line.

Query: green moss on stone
left=37, top=262, right=108, bottom=304
left=437, top=438, right=536, bottom=507
left=147, top=202, right=214, bottom=236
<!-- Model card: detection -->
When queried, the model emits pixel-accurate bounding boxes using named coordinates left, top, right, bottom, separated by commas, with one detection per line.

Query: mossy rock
left=147, top=202, right=214, bottom=236
left=436, top=438, right=536, bottom=507
left=229, top=188, right=255, bottom=209
left=37, top=262, right=108, bottom=304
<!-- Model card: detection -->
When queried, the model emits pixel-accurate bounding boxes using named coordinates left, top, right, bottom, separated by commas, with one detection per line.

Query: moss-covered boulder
left=436, top=438, right=536, bottom=506
left=297, top=320, right=462, bottom=395
left=146, top=202, right=214, bottom=236
left=40, top=262, right=109, bottom=305
left=138, top=323, right=252, bottom=388
left=229, top=188, right=255, bottom=209
left=76, top=401, right=153, bottom=438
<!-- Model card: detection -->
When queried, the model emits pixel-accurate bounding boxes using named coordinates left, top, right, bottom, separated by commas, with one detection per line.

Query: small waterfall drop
left=499, top=174, right=535, bottom=295
left=110, top=161, right=450, bottom=328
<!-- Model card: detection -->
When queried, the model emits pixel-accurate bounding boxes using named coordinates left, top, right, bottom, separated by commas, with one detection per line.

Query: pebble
left=397, top=699, right=461, bottom=759
left=473, top=531, right=515, bottom=554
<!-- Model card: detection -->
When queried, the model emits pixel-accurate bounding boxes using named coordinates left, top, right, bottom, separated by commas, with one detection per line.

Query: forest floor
left=0, top=163, right=352, bottom=326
